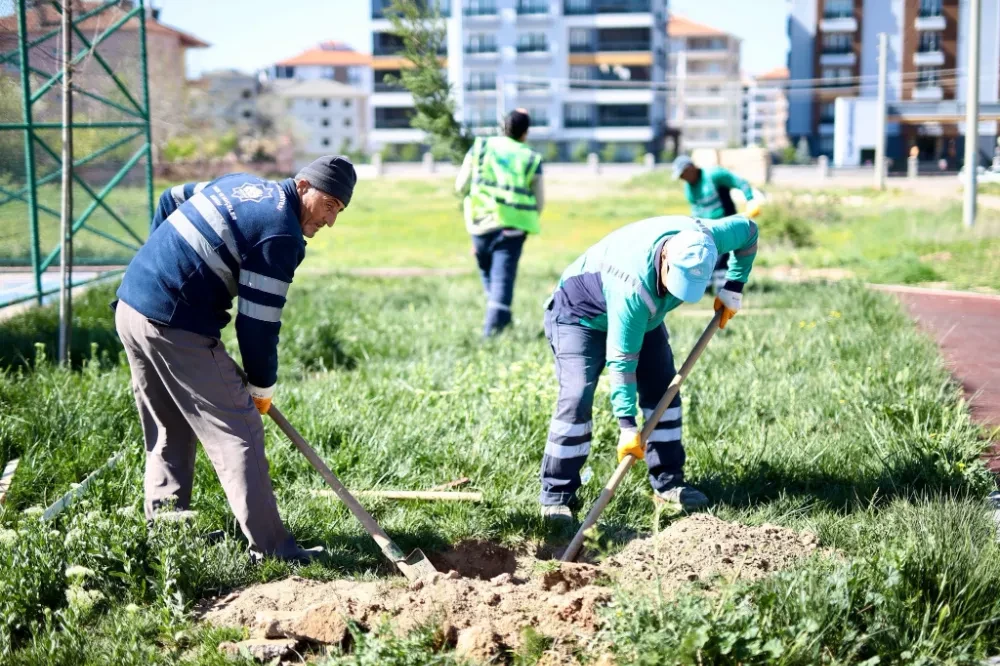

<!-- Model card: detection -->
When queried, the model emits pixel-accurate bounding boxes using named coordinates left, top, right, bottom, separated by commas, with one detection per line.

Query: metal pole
left=137, top=0, right=155, bottom=221
left=874, top=32, right=888, bottom=190
left=15, top=0, right=42, bottom=305
left=58, top=0, right=74, bottom=365
left=963, top=0, right=981, bottom=229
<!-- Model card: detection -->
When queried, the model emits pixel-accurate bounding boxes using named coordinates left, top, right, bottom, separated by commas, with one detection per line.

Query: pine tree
left=385, top=0, right=473, bottom=163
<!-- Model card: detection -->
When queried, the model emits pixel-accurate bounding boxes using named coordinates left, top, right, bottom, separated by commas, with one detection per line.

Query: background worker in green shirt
left=673, top=155, right=762, bottom=291
left=455, top=109, right=544, bottom=337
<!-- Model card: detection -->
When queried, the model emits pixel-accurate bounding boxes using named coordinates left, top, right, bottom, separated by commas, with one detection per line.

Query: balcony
left=465, top=80, right=497, bottom=92
left=820, top=47, right=855, bottom=66
left=564, top=0, right=650, bottom=14
left=374, top=116, right=414, bottom=130
left=914, top=49, right=944, bottom=66
left=464, top=43, right=498, bottom=54
left=564, top=116, right=595, bottom=128
left=913, top=85, right=943, bottom=101
left=374, top=43, right=447, bottom=56
left=597, top=40, right=651, bottom=52
left=517, top=1, right=550, bottom=15
left=517, top=43, right=550, bottom=54
left=819, top=8, right=857, bottom=33
left=463, top=3, right=498, bottom=17
left=915, top=14, right=946, bottom=30
left=597, top=114, right=648, bottom=127
left=374, top=80, right=402, bottom=93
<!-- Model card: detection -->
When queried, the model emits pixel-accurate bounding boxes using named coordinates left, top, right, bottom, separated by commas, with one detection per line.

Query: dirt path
left=873, top=285, right=1000, bottom=469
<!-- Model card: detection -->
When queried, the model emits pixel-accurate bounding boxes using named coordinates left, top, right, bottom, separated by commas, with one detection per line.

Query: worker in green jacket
left=456, top=109, right=544, bottom=337
left=540, top=214, right=758, bottom=520
left=673, top=155, right=762, bottom=291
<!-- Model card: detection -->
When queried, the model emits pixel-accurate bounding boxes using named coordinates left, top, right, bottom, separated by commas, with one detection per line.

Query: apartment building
left=275, top=80, right=368, bottom=170
left=668, top=15, right=742, bottom=150
left=786, top=0, right=1000, bottom=163
left=368, top=0, right=669, bottom=159
left=742, top=67, right=789, bottom=150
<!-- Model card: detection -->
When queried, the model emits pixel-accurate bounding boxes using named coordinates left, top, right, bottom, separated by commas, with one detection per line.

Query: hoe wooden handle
left=561, top=309, right=724, bottom=563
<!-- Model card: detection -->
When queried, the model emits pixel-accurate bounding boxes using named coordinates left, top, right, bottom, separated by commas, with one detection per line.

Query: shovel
left=561, top=309, right=724, bottom=562
left=265, top=403, right=440, bottom=581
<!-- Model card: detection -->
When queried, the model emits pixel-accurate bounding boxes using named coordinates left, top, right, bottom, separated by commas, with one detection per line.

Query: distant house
left=188, top=69, right=262, bottom=133
left=271, top=41, right=371, bottom=89
left=0, top=0, right=208, bottom=146
left=274, top=79, right=368, bottom=170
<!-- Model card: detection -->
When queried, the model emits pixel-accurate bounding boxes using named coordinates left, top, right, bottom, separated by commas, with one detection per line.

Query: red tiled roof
left=756, top=66, right=789, bottom=81
left=0, top=1, right=209, bottom=48
left=275, top=44, right=371, bottom=67
left=668, top=14, right=730, bottom=38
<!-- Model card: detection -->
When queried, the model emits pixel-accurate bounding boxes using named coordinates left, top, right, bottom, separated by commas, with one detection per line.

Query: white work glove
left=248, top=383, right=274, bottom=415
left=713, top=289, right=742, bottom=329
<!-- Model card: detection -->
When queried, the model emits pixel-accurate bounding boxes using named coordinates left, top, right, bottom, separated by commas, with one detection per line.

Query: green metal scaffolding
left=0, top=0, right=153, bottom=308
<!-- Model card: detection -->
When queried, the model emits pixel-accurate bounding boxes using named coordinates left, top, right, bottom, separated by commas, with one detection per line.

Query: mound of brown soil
left=202, top=515, right=819, bottom=663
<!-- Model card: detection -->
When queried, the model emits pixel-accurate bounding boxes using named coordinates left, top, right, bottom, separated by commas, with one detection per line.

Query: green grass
left=0, top=174, right=997, bottom=663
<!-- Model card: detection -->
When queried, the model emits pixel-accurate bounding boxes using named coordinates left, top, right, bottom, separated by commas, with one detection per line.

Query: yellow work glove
left=713, top=288, right=742, bottom=329
left=617, top=428, right=644, bottom=463
left=745, top=200, right=762, bottom=219
left=248, top=383, right=274, bottom=415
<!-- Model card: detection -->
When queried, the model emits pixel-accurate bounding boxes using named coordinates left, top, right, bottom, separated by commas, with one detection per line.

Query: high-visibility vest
left=464, top=136, right=541, bottom=235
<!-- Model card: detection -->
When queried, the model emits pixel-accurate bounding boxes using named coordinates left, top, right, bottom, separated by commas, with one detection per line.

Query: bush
left=571, top=142, right=590, bottom=163
left=600, top=143, right=618, bottom=164
left=755, top=205, right=816, bottom=248
left=869, top=254, right=943, bottom=285
left=398, top=143, right=421, bottom=162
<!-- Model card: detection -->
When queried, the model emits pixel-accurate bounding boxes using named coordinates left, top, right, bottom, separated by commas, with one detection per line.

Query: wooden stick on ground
left=0, top=458, right=19, bottom=505
left=42, top=451, right=124, bottom=521
left=312, top=489, right=483, bottom=503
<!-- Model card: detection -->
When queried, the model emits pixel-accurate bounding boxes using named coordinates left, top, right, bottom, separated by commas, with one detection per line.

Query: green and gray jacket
left=456, top=136, right=543, bottom=235
left=684, top=166, right=755, bottom=219
left=550, top=215, right=759, bottom=420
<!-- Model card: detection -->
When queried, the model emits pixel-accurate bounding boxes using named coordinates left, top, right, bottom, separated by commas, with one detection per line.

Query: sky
left=158, top=0, right=789, bottom=79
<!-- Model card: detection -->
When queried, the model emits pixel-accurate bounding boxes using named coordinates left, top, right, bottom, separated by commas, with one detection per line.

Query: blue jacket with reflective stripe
left=116, top=173, right=305, bottom=390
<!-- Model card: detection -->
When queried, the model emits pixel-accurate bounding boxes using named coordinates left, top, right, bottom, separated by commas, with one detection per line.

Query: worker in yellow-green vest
left=456, top=108, right=544, bottom=337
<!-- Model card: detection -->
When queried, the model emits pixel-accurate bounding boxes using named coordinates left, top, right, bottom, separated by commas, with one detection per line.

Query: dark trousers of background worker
left=539, top=305, right=684, bottom=506
left=472, top=228, right=526, bottom=337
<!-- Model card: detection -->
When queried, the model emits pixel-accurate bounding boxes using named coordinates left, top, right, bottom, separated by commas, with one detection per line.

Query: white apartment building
left=274, top=80, right=368, bottom=170
left=271, top=41, right=371, bottom=87
left=668, top=15, right=742, bottom=151
left=187, top=69, right=262, bottom=133
left=368, top=0, right=669, bottom=159
left=742, top=67, right=790, bottom=150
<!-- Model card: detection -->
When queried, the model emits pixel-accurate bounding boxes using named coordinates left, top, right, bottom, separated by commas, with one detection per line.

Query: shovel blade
left=397, top=548, right=439, bottom=581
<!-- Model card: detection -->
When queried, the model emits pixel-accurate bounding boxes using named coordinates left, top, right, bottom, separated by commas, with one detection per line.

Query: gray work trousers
left=115, top=301, right=295, bottom=556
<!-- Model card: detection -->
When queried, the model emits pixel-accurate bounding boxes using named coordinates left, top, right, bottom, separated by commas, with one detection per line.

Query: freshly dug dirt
left=202, top=514, right=819, bottom=662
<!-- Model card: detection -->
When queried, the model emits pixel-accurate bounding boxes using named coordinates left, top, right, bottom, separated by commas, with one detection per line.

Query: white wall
left=288, top=96, right=366, bottom=156
left=832, top=96, right=880, bottom=166
left=957, top=0, right=1000, bottom=136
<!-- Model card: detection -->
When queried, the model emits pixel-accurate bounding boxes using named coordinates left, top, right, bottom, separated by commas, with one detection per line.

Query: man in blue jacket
left=115, top=156, right=356, bottom=563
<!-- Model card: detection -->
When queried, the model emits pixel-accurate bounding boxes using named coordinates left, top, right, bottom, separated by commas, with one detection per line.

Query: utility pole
left=874, top=32, right=888, bottom=190
left=58, top=0, right=73, bottom=365
left=963, top=0, right=981, bottom=228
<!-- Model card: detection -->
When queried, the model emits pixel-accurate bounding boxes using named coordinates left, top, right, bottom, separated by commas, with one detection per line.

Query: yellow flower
left=829, top=310, right=842, bottom=318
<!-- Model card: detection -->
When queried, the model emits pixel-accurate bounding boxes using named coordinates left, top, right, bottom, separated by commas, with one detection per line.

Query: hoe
left=561, top=309, right=724, bottom=563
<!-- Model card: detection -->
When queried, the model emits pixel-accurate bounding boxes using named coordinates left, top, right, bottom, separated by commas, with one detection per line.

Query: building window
left=917, top=66, right=940, bottom=87
left=822, top=0, right=852, bottom=19
left=569, top=65, right=590, bottom=80
left=465, top=33, right=497, bottom=53
left=344, top=118, right=352, bottom=127
left=276, top=65, right=295, bottom=79
left=564, top=103, right=592, bottom=127
left=817, top=136, right=834, bottom=155
left=687, top=37, right=726, bottom=51
left=819, top=101, right=835, bottom=123
left=517, top=32, right=548, bottom=53
left=466, top=70, right=496, bottom=91
left=322, top=138, right=331, bottom=147
left=241, top=89, right=252, bottom=99
left=242, top=110, right=252, bottom=119
left=821, top=32, right=851, bottom=54
left=525, top=106, right=548, bottom=126
left=321, top=118, right=330, bottom=127
left=919, top=0, right=943, bottom=18
left=343, top=100, right=352, bottom=109
left=569, top=28, right=592, bottom=52
left=320, top=99, right=329, bottom=108
left=821, top=66, right=853, bottom=86
left=918, top=31, right=941, bottom=53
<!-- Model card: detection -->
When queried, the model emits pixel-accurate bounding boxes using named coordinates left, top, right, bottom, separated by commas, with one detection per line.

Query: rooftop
left=275, top=43, right=371, bottom=67
left=756, top=66, right=790, bottom=81
left=0, top=1, right=209, bottom=48
left=668, top=14, right=732, bottom=38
